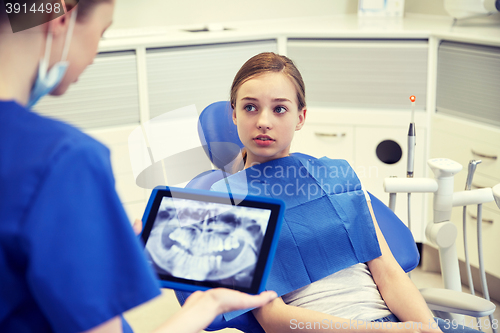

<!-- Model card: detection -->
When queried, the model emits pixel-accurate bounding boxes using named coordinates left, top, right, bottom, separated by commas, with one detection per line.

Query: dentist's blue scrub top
left=0, top=101, right=161, bottom=332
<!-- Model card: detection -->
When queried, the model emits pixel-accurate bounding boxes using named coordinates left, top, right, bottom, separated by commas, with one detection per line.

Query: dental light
left=444, top=0, right=500, bottom=19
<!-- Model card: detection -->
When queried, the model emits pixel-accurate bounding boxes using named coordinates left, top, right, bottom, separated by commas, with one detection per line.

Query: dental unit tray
left=141, top=186, right=285, bottom=294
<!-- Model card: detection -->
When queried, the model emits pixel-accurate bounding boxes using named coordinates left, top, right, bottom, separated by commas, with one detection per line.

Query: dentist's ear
left=42, top=9, right=72, bottom=63
left=48, top=9, right=72, bottom=37
left=295, top=108, right=307, bottom=131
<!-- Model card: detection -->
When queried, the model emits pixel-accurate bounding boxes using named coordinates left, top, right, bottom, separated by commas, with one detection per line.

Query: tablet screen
left=141, top=187, right=284, bottom=294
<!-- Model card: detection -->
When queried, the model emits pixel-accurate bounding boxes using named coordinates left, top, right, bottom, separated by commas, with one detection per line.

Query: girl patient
left=210, top=52, right=481, bottom=333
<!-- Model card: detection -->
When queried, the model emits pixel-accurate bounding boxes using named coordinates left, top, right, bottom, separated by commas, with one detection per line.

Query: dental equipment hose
left=463, top=160, right=479, bottom=327
left=463, top=160, right=496, bottom=333
left=477, top=204, right=497, bottom=333
left=463, top=160, right=481, bottom=299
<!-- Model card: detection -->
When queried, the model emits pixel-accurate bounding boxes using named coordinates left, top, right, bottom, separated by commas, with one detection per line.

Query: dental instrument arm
left=384, top=177, right=438, bottom=213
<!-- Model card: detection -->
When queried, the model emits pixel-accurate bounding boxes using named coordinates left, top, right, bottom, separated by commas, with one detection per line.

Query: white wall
left=111, top=0, right=360, bottom=29
left=405, top=0, right=449, bottom=16
left=111, top=0, right=454, bottom=30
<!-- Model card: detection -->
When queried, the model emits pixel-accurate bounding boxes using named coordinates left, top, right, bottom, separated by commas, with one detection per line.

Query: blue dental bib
left=211, top=155, right=381, bottom=320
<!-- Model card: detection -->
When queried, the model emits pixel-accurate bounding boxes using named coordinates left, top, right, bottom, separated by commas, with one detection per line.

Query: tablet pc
left=141, top=186, right=285, bottom=294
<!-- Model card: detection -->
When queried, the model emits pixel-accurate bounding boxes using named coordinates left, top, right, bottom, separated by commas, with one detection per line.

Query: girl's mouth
left=254, top=136, right=275, bottom=147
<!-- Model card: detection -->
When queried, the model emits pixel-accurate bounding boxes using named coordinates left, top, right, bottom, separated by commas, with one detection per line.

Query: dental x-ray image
left=145, top=197, right=271, bottom=288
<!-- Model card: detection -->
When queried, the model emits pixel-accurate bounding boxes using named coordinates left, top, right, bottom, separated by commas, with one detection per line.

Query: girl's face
left=233, top=72, right=306, bottom=167
left=51, top=1, right=115, bottom=95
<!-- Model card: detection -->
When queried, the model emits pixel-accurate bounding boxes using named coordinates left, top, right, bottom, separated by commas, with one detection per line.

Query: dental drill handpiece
left=465, top=160, right=482, bottom=191
left=463, top=160, right=482, bottom=299
left=407, top=95, right=416, bottom=178
left=406, top=96, right=416, bottom=245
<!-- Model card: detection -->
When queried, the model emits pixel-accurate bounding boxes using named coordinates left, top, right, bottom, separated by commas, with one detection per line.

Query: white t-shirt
left=281, top=263, right=392, bottom=321
left=282, top=188, right=392, bottom=321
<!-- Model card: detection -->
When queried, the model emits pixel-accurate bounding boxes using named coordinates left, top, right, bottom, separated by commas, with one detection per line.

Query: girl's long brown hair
left=229, top=52, right=306, bottom=172
left=230, top=52, right=306, bottom=110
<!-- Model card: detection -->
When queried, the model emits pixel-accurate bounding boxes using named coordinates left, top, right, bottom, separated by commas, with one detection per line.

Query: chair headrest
left=198, top=101, right=244, bottom=171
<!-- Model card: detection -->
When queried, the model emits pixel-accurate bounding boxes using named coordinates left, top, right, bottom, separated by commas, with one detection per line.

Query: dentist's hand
left=155, top=289, right=277, bottom=333
left=132, top=219, right=143, bottom=235
left=184, top=288, right=278, bottom=316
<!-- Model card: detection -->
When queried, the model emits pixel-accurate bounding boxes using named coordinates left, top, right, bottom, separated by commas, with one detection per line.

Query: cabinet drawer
left=469, top=144, right=500, bottom=182
left=431, top=115, right=500, bottom=183
left=430, top=130, right=500, bottom=186
left=291, top=124, right=354, bottom=163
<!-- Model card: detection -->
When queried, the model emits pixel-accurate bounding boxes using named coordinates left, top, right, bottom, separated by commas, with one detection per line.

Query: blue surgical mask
left=27, top=9, right=77, bottom=108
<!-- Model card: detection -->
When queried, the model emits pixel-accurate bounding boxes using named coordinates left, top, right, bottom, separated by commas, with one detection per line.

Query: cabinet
left=354, top=125, right=427, bottom=241
left=436, top=41, right=500, bottom=127
left=146, top=40, right=278, bottom=119
left=34, top=51, right=141, bottom=130
left=287, top=39, right=428, bottom=110
left=430, top=114, right=500, bottom=278
left=291, top=124, right=354, bottom=162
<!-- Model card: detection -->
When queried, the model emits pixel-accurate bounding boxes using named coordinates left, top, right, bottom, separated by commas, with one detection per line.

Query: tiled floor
left=124, top=267, right=499, bottom=333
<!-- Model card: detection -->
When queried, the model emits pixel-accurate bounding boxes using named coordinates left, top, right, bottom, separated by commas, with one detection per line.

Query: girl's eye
left=274, top=106, right=287, bottom=114
left=244, top=105, right=257, bottom=112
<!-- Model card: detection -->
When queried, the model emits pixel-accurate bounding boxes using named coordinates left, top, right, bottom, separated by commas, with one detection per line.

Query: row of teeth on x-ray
left=168, top=244, right=222, bottom=279
left=169, top=228, right=241, bottom=253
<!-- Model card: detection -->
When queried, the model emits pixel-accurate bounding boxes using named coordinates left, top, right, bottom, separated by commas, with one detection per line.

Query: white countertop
left=99, top=13, right=500, bottom=51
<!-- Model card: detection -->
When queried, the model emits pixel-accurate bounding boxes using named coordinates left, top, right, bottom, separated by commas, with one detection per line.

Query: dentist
left=0, top=1, right=276, bottom=332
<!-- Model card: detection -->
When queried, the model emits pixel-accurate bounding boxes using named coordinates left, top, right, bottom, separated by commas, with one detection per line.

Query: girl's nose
left=256, top=109, right=272, bottom=130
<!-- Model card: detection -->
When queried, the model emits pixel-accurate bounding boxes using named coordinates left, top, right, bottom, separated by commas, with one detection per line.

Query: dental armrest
left=420, top=288, right=496, bottom=317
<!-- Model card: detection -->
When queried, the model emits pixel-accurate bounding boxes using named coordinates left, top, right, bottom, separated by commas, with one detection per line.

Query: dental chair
left=174, top=101, right=495, bottom=332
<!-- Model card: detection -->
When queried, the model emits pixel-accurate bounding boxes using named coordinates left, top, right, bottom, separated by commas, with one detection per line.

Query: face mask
left=26, top=8, right=77, bottom=108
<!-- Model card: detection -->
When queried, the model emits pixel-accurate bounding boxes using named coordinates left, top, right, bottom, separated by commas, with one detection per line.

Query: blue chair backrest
left=175, top=101, right=420, bottom=332
left=198, top=101, right=244, bottom=171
